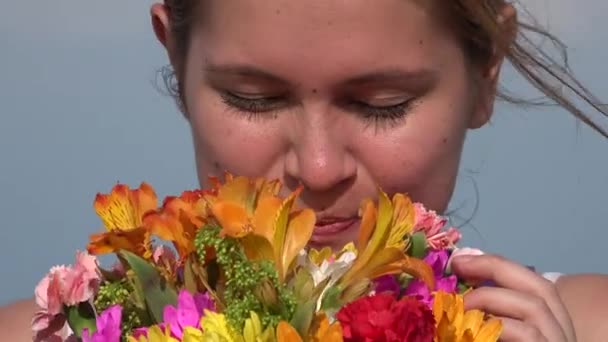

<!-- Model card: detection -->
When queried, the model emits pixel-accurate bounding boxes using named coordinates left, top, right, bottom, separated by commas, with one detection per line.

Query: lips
left=311, top=216, right=359, bottom=239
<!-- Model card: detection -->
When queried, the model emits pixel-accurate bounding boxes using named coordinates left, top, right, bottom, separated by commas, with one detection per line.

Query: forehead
left=195, top=0, right=462, bottom=84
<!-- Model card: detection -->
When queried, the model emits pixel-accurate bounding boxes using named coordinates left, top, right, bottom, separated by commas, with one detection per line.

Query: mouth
left=310, top=216, right=359, bottom=244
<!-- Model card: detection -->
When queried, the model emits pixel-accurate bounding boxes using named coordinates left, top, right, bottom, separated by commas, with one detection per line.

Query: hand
left=450, top=254, right=576, bottom=341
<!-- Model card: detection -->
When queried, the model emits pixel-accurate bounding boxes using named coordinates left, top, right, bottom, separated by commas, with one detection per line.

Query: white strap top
left=542, top=272, right=564, bottom=283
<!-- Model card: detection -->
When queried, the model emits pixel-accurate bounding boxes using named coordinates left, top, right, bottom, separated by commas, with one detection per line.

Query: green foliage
left=408, top=232, right=428, bottom=258
left=65, top=302, right=97, bottom=338
left=194, top=225, right=297, bottom=332
left=94, top=278, right=150, bottom=341
left=118, top=251, right=178, bottom=324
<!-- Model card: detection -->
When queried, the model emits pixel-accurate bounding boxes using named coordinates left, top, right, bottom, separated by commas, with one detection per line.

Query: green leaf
left=65, top=302, right=97, bottom=338
left=289, top=300, right=316, bottom=338
left=409, top=232, right=428, bottom=258
left=319, top=286, right=342, bottom=312
left=118, top=250, right=178, bottom=323
left=457, top=282, right=471, bottom=294
left=292, top=269, right=315, bottom=303
left=184, top=257, right=199, bottom=294
left=97, top=265, right=124, bottom=283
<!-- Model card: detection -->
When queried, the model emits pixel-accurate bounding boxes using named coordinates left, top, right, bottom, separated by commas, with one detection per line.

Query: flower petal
left=216, top=176, right=253, bottom=208
left=276, top=321, right=303, bottom=342
left=251, top=195, right=283, bottom=243
left=211, top=202, right=250, bottom=238
left=240, top=234, right=274, bottom=262
left=87, top=228, right=150, bottom=258
left=281, top=209, right=315, bottom=280
left=355, top=199, right=376, bottom=252
left=94, top=183, right=157, bottom=232
left=474, top=318, right=503, bottom=341
left=272, top=187, right=302, bottom=280
left=385, top=193, right=415, bottom=248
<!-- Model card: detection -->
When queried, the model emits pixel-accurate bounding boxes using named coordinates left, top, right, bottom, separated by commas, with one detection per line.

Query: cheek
left=184, top=85, right=288, bottom=185
left=356, top=102, right=469, bottom=212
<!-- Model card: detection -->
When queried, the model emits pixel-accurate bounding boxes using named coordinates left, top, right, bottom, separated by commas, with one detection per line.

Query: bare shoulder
left=0, top=298, right=36, bottom=341
left=555, top=274, right=608, bottom=342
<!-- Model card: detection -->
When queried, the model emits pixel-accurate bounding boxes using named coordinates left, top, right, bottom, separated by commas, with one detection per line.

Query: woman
left=2, top=1, right=607, bottom=341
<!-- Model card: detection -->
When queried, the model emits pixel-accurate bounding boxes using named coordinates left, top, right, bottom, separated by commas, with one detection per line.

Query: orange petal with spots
left=87, top=228, right=150, bottom=258
left=93, top=183, right=157, bottom=231
left=385, top=193, right=415, bottom=248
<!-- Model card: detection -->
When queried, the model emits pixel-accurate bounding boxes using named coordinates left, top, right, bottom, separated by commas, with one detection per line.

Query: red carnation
left=336, top=293, right=435, bottom=342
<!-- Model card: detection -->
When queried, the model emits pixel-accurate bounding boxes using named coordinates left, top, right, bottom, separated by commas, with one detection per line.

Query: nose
left=284, top=115, right=357, bottom=194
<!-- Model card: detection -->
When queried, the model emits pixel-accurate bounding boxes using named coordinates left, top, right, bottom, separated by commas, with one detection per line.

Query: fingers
left=464, top=286, right=566, bottom=341
left=497, top=317, right=548, bottom=342
left=450, top=254, right=575, bottom=340
left=451, top=254, right=576, bottom=341
left=451, top=254, right=554, bottom=297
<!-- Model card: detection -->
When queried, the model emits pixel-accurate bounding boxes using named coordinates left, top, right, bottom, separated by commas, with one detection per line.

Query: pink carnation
left=63, top=251, right=101, bottom=306
left=413, top=203, right=461, bottom=250
left=32, top=251, right=101, bottom=341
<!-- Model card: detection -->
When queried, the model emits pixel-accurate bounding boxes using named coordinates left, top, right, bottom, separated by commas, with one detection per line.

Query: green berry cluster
left=194, top=225, right=296, bottom=331
left=94, top=278, right=144, bottom=341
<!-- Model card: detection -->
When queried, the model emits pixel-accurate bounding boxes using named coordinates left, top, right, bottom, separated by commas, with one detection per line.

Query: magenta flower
left=161, top=290, right=216, bottom=339
left=373, top=275, right=401, bottom=296
left=82, top=305, right=122, bottom=342
left=403, top=250, right=457, bottom=307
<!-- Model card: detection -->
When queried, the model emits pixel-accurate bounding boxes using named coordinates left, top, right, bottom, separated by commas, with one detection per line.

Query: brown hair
left=160, top=0, right=608, bottom=137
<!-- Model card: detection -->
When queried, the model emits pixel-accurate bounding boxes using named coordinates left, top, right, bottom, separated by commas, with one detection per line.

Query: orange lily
left=269, top=187, right=316, bottom=281
left=165, top=189, right=212, bottom=226
left=144, top=190, right=211, bottom=260
left=205, top=174, right=283, bottom=238
left=205, top=174, right=315, bottom=281
left=87, top=183, right=157, bottom=258
left=339, top=189, right=434, bottom=289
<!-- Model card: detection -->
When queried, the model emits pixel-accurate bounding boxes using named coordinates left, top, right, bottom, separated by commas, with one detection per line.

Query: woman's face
left=154, top=0, right=497, bottom=249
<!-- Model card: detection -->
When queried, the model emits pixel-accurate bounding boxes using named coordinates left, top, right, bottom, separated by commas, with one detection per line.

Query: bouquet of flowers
left=31, top=173, right=502, bottom=342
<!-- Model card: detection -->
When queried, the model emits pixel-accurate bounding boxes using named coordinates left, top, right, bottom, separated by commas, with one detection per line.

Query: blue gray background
left=1, top=1, right=607, bottom=305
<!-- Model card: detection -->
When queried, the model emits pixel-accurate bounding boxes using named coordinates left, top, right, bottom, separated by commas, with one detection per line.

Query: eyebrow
left=205, top=64, right=288, bottom=84
left=343, top=68, right=438, bottom=86
left=205, top=64, right=438, bottom=86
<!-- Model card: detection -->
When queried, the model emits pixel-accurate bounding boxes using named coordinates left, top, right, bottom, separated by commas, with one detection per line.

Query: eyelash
left=219, top=91, right=415, bottom=127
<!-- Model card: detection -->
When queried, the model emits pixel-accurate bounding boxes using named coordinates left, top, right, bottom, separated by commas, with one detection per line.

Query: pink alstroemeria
left=82, top=305, right=122, bottom=342
left=32, top=251, right=101, bottom=341
left=413, top=203, right=461, bottom=250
